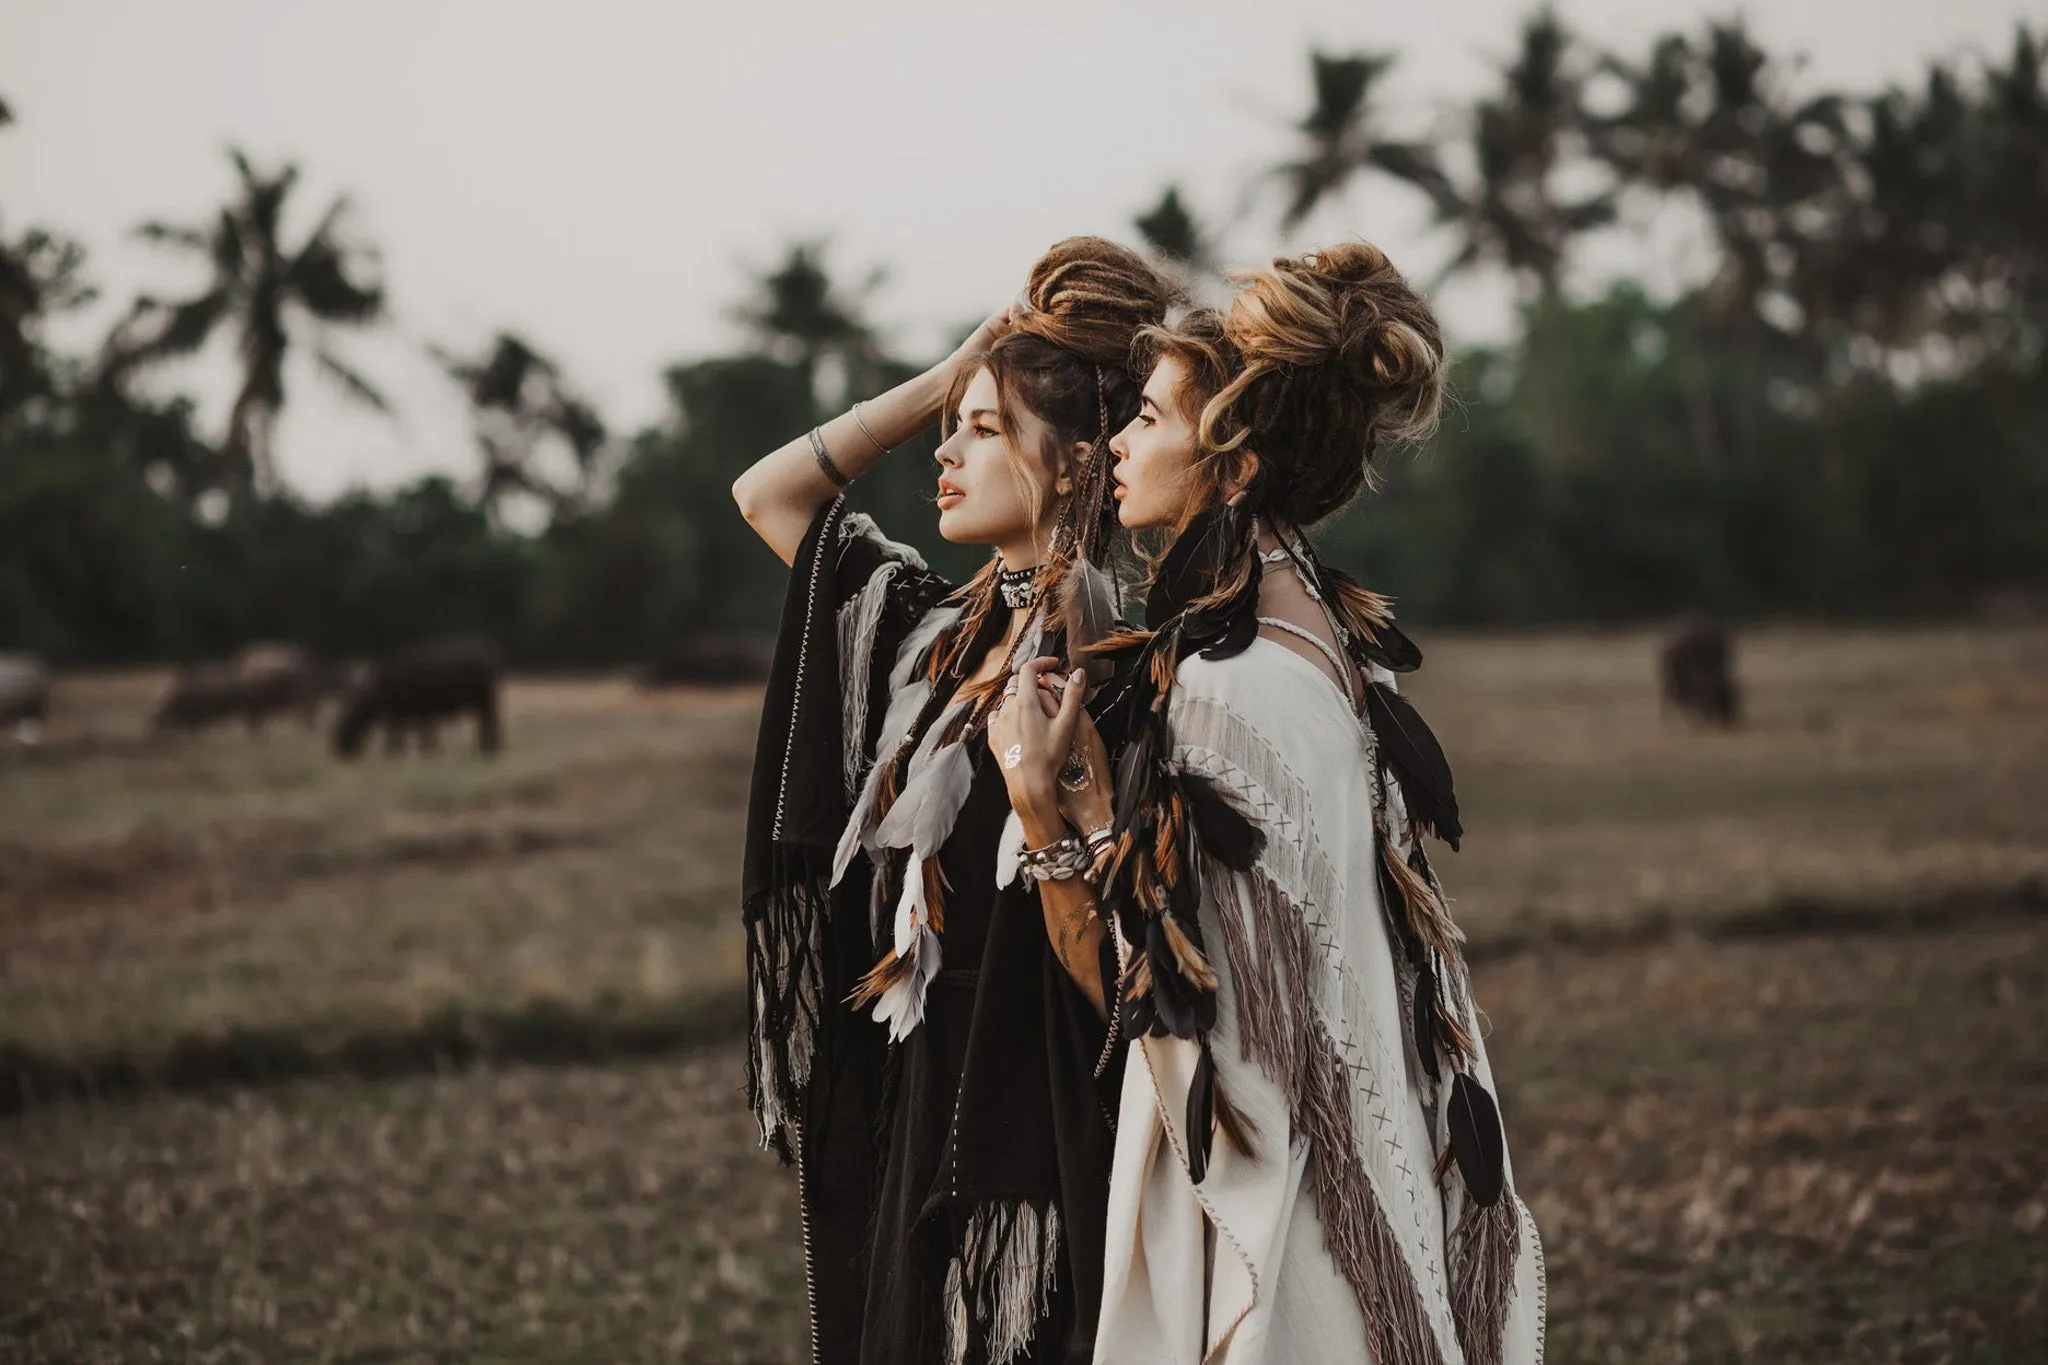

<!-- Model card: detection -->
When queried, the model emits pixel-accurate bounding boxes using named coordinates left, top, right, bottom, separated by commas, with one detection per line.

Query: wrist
left=1017, top=799, right=1066, bottom=846
left=1070, top=799, right=1114, bottom=836
left=907, top=362, right=953, bottom=416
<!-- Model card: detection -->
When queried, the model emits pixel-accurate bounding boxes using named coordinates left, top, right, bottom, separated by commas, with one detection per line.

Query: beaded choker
left=996, top=563, right=1041, bottom=610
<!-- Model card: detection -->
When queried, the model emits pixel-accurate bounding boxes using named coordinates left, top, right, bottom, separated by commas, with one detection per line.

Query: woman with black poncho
left=731, top=237, right=1173, bottom=1364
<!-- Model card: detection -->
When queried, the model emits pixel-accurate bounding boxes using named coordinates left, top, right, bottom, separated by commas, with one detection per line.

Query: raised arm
left=731, top=308, right=1015, bottom=566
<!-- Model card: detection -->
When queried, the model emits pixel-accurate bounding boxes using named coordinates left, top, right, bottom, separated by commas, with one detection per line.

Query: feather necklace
left=848, top=599, right=1045, bottom=1041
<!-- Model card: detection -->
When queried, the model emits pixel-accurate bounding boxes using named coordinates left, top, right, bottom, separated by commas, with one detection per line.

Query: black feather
left=1365, top=682, right=1463, bottom=850
left=1180, top=770, right=1265, bottom=871
left=1355, top=620, right=1423, bottom=673
left=1446, top=1072, right=1506, bottom=1207
left=1185, top=595, right=1260, bottom=660
left=1144, top=503, right=1240, bottom=627
left=1145, top=918, right=1216, bottom=1039
left=1114, top=720, right=1162, bottom=831
left=1186, top=1041, right=1219, bottom=1184
left=1411, top=952, right=1440, bottom=1084
left=1120, top=972, right=1157, bottom=1039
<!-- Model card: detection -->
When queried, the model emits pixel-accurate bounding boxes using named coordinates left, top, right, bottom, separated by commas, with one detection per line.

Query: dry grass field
left=2, top=625, right=2044, bottom=1363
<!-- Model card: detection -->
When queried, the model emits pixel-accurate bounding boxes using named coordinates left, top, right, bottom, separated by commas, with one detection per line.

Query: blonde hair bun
left=1227, top=241, right=1444, bottom=443
left=1190, top=240, right=1445, bottom=526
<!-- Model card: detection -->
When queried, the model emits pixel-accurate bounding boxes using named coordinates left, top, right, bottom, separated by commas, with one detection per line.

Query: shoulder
left=1172, top=641, right=1347, bottom=724
left=837, top=511, right=927, bottom=571
left=1169, top=644, right=1363, bottom=785
left=832, top=510, right=951, bottom=616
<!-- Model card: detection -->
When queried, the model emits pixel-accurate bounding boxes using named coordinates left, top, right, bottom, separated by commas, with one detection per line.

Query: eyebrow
left=961, top=408, right=1000, bottom=424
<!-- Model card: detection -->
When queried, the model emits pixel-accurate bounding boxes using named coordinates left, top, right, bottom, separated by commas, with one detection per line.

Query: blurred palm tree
left=435, top=331, right=607, bottom=525
left=1134, top=185, right=1213, bottom=270
left=1588, top=20, right=1849, bottom=470
left=1268, top=51, right=1453, bottom=231
left=1972, top=26, right=2048, bottom=341
left=0, top=95, right=97, bottom=429
left=1436, top=8, right=1615, bottom=299
left=1592, top=21, right=1845, bottom=336
left=736, top=242, right=884, bottom=406
left=1795, top=26, right=2045, bottom=371
left=103, top=149, right=387, bottom=497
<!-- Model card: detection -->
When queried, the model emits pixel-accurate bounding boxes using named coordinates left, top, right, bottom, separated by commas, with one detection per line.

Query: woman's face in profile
left=932, top=367, right=1061, bottom=552
left=1109, top=357, right=1202, bottom=531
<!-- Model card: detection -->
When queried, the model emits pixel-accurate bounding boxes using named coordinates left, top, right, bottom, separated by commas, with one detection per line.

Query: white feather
left=871, top=924, right=943, bottom=1042
left=994, top=809, right=1026, bottom=889
left=909, top=741, right=976, bottom=854
left=872, top=700, right=970, bottom=850
left=828, top=604, right=961, bottom=888
left=893, top=851, right=925, bottom=957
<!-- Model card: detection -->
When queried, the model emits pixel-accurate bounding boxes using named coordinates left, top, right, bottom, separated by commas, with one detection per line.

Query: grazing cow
left=154, top=663, right=249, bottom=733
left=0, top=653, right=50, bottom=744
left=333, top=636, right=503, bottom=758
left=1660, top=614, right=1741, bottom=727
left=232, top=643, right=328, bottom=730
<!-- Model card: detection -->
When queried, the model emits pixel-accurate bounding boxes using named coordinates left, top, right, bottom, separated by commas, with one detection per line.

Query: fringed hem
left=743, top=858, right=828, bottom=1157
left=837, top=558, right=904, bottom=794
left=1209, top=859, right=1449, bottom=1365
left=1450, top=1195, right=1522, bottom=1365
left=942, top=1200, right=1064, bottom=1365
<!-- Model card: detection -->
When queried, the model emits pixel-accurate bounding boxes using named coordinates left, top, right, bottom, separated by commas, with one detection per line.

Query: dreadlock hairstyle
left=848, top=237, right=1178, bottom=1019
left=1092, top=242, right=1478, bottom=1181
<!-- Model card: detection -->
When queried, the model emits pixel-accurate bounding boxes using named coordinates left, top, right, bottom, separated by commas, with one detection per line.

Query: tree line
left=2, top=11, right=2044, bottom=667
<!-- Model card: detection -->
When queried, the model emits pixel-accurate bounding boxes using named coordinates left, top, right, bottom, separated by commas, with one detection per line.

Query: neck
left=1253, top=517, right=1293, bottom=555
left=994, top=540, right=1041, bottom=573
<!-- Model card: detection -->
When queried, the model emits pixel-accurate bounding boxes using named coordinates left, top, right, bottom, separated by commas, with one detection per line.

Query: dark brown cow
left=154, top=663, right=249, bottom=733
left=1659, top=614, right=1741, bottom=727
left=233, top=643, right=328, bottom=729
left=333, top=636, right=503, bottom=758
left=1, top=653, right=50, bottom=743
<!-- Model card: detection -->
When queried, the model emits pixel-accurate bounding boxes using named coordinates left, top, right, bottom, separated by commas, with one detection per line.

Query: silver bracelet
left=807, top=427, right=850, bottom=488
left=850, top=400, right=889, bottom=457
left=1018, top=834, right=1092, bottom=884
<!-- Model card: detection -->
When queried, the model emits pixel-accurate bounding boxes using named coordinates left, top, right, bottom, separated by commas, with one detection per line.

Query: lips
left=936, top=478, right=964, bottom=508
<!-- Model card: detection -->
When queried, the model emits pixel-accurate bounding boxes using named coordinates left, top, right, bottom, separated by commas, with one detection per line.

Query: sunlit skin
left=1108, top=355, right=1213, bottom=531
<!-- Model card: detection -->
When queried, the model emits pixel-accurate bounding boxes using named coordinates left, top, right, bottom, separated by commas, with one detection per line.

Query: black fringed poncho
left=741, top=499, right=1131, bottom=1365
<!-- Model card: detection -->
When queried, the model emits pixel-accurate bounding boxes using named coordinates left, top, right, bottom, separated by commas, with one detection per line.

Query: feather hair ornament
left=1442, top=1071, right=1507, bottom=1208
left=1364, top=682, right=1463, bottom=850
left=1057, top=555, right=1123, bottom=684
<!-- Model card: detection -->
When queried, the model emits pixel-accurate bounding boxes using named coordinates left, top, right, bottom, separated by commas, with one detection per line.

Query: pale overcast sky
left=1, top=0, right=2035, bottom=500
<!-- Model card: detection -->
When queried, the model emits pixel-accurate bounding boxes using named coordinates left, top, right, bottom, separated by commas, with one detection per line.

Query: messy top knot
left=1199, top=240, right=1445, bottom=528
left=1012, top=235, right=1181, bottom=368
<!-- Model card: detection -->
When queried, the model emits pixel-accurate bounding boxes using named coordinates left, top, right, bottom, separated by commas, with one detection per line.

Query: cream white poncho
left=1094, top=640, right=1545, bottom=1365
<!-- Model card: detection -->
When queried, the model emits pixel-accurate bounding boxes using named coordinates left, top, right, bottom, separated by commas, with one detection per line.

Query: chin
left=936, top=508, right=980, bottom=544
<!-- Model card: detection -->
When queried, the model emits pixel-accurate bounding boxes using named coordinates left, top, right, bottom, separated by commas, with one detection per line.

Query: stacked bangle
left=1018, top=834, right=1093, bottom=884
left=851, top=401, right=889, bottom=456
left=807, top=427, right=850, bottom=488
